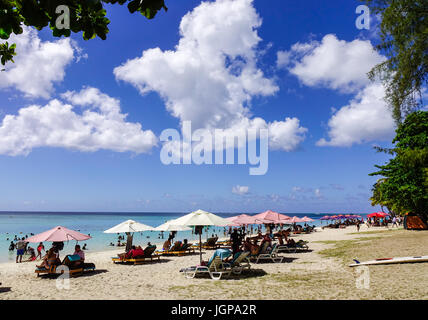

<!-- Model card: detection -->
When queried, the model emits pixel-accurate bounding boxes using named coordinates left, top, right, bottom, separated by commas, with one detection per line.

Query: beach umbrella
left=104, top=220, right=154, bottom=251
left=228, top=214, right=259, bottom=225
left=153, top=220, right=192, bottom=232
left=252, top=210, right=291, bottom=224
left=25, top=226, right=91, bottom=243
left=301, top=216, right=314, bottom=222
left=377, top=212, right=390, bottom=217
left=225, top=220, right=242, bottom=227
left=104, top=220, right=154, bottom=233
left=368, top=212, right=389, bottom=218
left=288, top=216, right=305, bottom=223
left=320, top=215, right=330, bottom=220
left=168, top=209, right=231, bottom=263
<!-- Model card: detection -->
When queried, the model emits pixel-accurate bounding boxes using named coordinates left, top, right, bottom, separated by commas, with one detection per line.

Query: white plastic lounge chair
left=223, top=251, right=251, bottom=275
left=277, top=243, right=297, bottom=253
left=184, top=256, right=231, bottom=280
left=277, top=240, right=309, bottom=253
left=255, top=244, right=284, bottom=264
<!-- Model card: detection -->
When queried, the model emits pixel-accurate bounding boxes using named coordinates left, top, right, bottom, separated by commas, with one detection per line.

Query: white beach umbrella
left=153, top=220, right=192, bottom=232
left=170, top=209, right=231, bottom=263
left=104, top=219, right=154, bottom=251
left=171, top=209, right=231, bottom=227
left=103, top=219, right=154, bottom=233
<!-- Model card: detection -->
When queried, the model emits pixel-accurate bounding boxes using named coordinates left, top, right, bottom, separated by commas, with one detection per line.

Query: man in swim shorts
left=16, top=237, right=27, bottom=263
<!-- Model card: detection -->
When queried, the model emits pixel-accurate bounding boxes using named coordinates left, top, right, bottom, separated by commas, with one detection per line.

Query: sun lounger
left=217, top=240, right=232, bottom=248
left=278, top=240, right=309, bottom=253
left=155, top=243, right=195, bottom=256
left=35, top=255, right=96, bottom=277
left=112, top=245, right=160, bottom=265
left=295, top=240, right=309, bottom=251
left=183, top=256, right=232, bottom=280
left=223, top=251, right=251, bottom=275
left=252, top=244, right=284, bottom=264
left=201, top=237, right=219, bottom=249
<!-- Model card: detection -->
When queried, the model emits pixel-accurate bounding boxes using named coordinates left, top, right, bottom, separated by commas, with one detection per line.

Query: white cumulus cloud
left=316, top=83, right=395, bottom=146
left=0, top=26, right=78, bottom=99
left=278, top=34, right=385, bottom=93
left=279, top=34, right=395, bottom=147
left=0, top=87, right=157, bottom=156
left=114, top=0, right=307, bottom=152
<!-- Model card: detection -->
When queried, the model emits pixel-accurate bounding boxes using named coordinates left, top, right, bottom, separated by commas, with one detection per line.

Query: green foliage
left=0, top=0, right=167, bottom=65
left=0, top=41, right=16, bottom=65
left=363, top=0, right=428, bottom=123
left=370, top=111, right=428, bottom=221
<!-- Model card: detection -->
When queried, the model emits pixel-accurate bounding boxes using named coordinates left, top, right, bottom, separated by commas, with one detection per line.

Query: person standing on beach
left=36, top=242, right=45, bottom=260
left=392, top=216, right=398, bottom=228
left=15, top=237, right=26, bottom=263
left=230, top=229, right=241, bottom=255
left=356, top=220, right=360, bottom=232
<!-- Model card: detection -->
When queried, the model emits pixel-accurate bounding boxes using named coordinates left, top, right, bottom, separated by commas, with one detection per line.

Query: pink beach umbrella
left=301, top=216, right=314, bottom=222
left=252, top=210, right=291, bottom=224
left=320, top=215, right=330, bottom=220
left=225, top=218, right=242, bottom=227
left=288, top=216, right=305, bottom=223
left=228, top=214, right=259, bottom=225
left=25, top=226, right=91, bottom=243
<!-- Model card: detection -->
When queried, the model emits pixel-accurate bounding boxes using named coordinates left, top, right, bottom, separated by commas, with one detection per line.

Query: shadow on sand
left=0, top=286, right=12, bottom=293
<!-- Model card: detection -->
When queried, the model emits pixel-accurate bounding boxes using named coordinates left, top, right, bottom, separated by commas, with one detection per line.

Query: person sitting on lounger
left=242, top=238, right=252, bottom=252
left=72, top=245, right=85, bottom=267
left=125, top=246, right=144, bottom=259
left=260, top=233, right=272, bottom=249
left=162, top=239, right=171, bottom=251
left=242, top=237, right=260, bottom=255
left=37, top=248, right=59, bottom=269
left=287, top=238, right=296, bottom=247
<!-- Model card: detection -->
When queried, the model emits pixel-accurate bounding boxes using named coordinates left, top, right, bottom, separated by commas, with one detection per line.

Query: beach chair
left=223, top=251, right=251, bottom=275
left=278, top=240, right=309, bottom=253
left=35, top=255, right=96, bottom=277
left=112, top=245, right=160, bottom=265
left=295, top=240, right=309, bottom=251
left=254, top=244, right=284, bottom=264
left=217, top=240, right=232, bottom=248
left=201, top=237, right=219, bottom=250
left=156, top=242, right=194, bottom=256
left=183, top=256, right=231, bottom=280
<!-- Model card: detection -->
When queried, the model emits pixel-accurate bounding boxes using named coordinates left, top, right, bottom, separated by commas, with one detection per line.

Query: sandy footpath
left=0, top=224, right=426, bottom=300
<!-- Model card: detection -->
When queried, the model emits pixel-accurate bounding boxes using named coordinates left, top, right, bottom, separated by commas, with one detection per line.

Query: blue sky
left=0, top=0, right=394, bottom=213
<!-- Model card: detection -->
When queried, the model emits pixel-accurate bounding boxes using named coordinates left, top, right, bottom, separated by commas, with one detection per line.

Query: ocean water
left=0, top=211, right=358, bottom=263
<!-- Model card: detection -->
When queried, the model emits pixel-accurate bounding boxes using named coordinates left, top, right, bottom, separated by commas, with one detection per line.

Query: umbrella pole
left=199, top=233, right=202, bottom=264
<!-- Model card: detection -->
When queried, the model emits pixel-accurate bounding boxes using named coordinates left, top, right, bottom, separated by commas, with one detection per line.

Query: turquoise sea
left=0, top=211, right=365, bottom=263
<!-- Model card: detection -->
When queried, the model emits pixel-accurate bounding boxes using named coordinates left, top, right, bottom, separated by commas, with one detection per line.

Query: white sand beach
left=0, top=225, right=427, bottom=300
